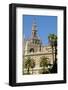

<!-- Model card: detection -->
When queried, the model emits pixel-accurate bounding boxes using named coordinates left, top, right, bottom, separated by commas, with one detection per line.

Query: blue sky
left=23, top=15, right=57, bottom=45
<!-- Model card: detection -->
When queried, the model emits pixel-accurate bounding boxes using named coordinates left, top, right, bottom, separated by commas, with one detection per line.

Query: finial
left=33, top=17, right=36, bottom=26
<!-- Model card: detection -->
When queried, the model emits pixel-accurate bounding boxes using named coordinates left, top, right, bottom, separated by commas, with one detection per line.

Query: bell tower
left=27, top=18, right=42, bottom=52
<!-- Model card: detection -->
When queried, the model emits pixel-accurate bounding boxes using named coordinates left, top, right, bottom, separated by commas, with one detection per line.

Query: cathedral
left=23, top=20, right=55, bottom=75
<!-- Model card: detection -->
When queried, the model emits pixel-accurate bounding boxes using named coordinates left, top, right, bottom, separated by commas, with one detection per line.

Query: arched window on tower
left=29, top=48, right=34, bottom=53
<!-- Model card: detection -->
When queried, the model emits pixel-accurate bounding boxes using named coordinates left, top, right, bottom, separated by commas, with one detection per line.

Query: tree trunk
left=52, top=45, right=54, bottom=64
left=27, top=68, right=30, bottom=74
left=42, top=67, right=45, bottom=74
left=55, top=45, right=57, bottom=73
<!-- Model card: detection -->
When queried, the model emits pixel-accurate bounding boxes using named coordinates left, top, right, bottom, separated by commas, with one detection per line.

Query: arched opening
left=30, top=48, right=34, bottom=53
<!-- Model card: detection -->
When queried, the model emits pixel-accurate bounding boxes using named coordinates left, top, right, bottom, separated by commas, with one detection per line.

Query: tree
left=48, top=34, right=57, bottom=73
left=31, top=58, right=35, bottom=74
left=24, top=57, right=35, bottom=74
left=48, top=34, right=57, bottom=64
left=40, top=56, right=48, bottom=74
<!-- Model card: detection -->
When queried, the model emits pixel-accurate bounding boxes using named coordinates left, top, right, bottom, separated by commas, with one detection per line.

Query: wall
left=0, top=0, right=68, bottom=90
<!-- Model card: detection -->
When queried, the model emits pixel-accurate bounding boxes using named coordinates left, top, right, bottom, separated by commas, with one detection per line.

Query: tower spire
left=32, top=18, right=37, bottom=37
left=32, top=18, right=37, bottom=30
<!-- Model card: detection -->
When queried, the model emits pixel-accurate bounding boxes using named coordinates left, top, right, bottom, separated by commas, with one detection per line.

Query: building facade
left=23, top=20, right=55, bottom=75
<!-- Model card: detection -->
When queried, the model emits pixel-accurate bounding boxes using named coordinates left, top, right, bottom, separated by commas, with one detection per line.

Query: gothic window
left=35, top=40, right=39, bottom=44
left=32, top=39, right=35, bottom=44
left=30, top=48, right=34, bottom=53
left=36, top=40, right=39, bottom=44
left=35, top=40, right=37, bottom=44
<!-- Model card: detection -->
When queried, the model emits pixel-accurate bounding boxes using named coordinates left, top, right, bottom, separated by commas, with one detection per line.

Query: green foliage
left=48, top=34, right=57, bottom=73
left=40, top=56, right=48, bottom=67
left=48, top=34, right=57, bottom=46
left=24, top=57, right=35, bottom=74
left=40, top=56, right=49, bottom=74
